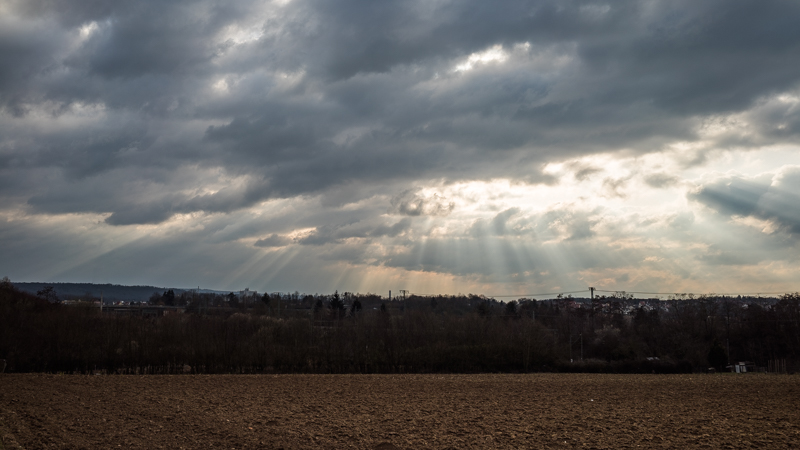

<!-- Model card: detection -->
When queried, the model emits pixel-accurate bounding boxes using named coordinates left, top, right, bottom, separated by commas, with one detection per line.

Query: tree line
left=1, top=278, right=799, bottom=374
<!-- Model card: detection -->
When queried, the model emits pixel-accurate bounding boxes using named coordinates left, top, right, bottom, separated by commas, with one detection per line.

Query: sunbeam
left=3, top=0, right=800, bottom=295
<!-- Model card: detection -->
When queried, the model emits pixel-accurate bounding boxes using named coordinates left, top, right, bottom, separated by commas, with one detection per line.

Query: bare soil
left=1, top=373, right=798, bottom=449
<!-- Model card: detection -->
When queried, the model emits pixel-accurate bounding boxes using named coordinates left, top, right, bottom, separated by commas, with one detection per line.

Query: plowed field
left=1, top=374, right=798, bottom=449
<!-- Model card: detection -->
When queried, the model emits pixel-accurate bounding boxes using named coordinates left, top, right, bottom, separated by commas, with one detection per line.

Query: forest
left=1, top=277, right=798, bottom=374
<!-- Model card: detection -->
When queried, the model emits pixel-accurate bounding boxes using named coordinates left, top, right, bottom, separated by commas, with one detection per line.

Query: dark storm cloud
left=254, top=233, right=292, bottom=248
left=2, top=0, right=800, bottom=227
left=576, top=2, right=800, bottom=113
left=391, top=190, right=454, bottom=217
left=296, top=217, right=413, bottom=246
left=741, top=95, right=800, bottom=142
left=690, top=168, right=800, bottom=234
left=0, top=17, right=66, bottom=116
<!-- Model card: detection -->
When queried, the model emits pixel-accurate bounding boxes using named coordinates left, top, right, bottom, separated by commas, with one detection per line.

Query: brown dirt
left=0, top=373, right=798, bottom=449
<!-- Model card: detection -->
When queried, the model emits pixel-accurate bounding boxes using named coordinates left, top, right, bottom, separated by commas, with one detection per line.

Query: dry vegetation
left=4, top=281, right=800, bottom=375
left=1, top=373, right=798, bottom=449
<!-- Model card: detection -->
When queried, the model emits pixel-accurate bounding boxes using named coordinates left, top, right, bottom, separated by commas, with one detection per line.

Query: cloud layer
left=2, top=0, right=800, bottom=294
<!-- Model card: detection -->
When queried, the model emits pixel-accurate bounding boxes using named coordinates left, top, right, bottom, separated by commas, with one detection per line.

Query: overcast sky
left=2, top=0, right=800, bottom=296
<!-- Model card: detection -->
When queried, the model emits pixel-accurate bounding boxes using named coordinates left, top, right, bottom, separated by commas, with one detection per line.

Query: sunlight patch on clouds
left=454, top=45, right=508, bottom=72
left=213, top=0, right=299, bottom=53
left=77, top=21, right=99, bottom=41
left=275, top=70, right=305, bottom=82
left=112, top=146, right=799, bottom=293
left=286, top=227, right=317, bottom=241
left=207, top=69, right=306, bottom=97
left=160, top=212, right=210, bottom=229
left=419, top=42, right=573, bottom=93
left=216, top=13, right=269, bottom=47
left=221, top=25, right=264, bottom=45
left=730, top=215, right=780, bottom=234
left=210, top=78, right=230, bottom=94
left=68, top=102, right=108, bottom=118
left=450, top=41, right=572, bottom=75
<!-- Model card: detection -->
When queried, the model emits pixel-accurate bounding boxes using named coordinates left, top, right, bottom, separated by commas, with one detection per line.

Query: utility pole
left=590, top=287, right=595, bottom=299
left=399, top=290, right=408, bottom=313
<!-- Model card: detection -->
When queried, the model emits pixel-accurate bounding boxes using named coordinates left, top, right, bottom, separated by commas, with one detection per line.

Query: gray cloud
left=254, top=234, right=291, bottom=248
left=668, top=212, right=695, bottom=231
left=3, top=0, right=800, bottom=293
left=297, top=217, right=413, bottom=246
left=690, top=177, right=768, bottom=217
left=382, top=233, right=635, bottom=281
left=695, top=245, right=750, bottom=266
left=391, top=190, right=454, bottom=217
left=690, top=167, right=800, bottom=234
left=490, top=208, right=523, bottom=236
left=2, top=0, right=799, bottom=226
left=574, top=165, right=602, bottom=182
left=602, top=177, right=629, bottom=198
left=645, top=173, right=680, bottom=188
left=468, top=206, right=600, bottom=242
left=469, top=207, right=527, bottom=237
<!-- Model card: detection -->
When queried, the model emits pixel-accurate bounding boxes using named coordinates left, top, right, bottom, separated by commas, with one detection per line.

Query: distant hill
left=12, top=282, right=226, bottom=303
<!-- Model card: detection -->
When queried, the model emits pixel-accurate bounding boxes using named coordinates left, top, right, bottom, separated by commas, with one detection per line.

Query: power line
left=488, top=290, right=590, bottom=298
left=410, top=289, right=590, bottom=298
left=405, top=288, right=796, bottom=299
left=593, top=289, right=793, bottom=296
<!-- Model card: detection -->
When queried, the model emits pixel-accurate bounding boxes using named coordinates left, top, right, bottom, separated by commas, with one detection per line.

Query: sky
left=2, top=0, right=800, bottom=297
